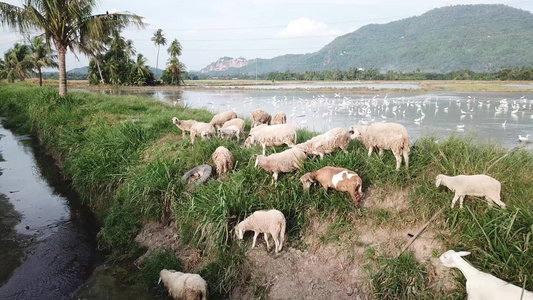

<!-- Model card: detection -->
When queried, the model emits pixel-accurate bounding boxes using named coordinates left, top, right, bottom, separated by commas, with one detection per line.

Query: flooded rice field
left=98, top=88, right=533, bottom=149
left=0, top=124, right=99, bottom=300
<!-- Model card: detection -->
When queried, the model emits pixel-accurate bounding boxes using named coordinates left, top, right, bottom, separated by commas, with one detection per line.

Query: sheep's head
left=234, top=223, right=245, bottom=240
left=348, top=126, right=361, bottom=140
left=254, top=155, right=265, bottom=168
left=172, top=117, right=180, bottom=125
left=439, top=250, right=470, bottom=268
left=244, top=135, right=255, bottom=148
left=435, top=174, right=444, bottom=187
left=300, top=173, right=315, bottom=190
left=159, top=269, right=181, bottom=285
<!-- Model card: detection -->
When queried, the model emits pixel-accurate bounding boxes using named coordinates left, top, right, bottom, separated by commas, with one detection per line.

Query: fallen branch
left=397, top=207, right=445, bottom=258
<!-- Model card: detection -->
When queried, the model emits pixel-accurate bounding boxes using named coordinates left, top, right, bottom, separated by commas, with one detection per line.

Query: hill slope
left=205, top=4, right=533, bottom=75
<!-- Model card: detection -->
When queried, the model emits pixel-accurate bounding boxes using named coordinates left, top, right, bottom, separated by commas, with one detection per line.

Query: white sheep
left=212, top=146, right=234, bottom=178
left=217, top=125, right=240, bottom=140
left=210, top=111, right=237, bottom=129
left=235, top=209, right=286, bottom=253
left=272, top=112, right=287, bottom=125
left=158, top=269, right=208, bottom=300
left=172, top=117, right=196, bottom=138
left=294, top=127, right=350, bottom=160
left=439, top=250, right=533, bottom=300
left=254, top=147, right=307, bottom=182
left=222, top=118, right=246, bottom=139
left=244, top=124, right=297, bottom=155
left=349, top=122, right=410, bottom=170
left=189, top=122, right=216, bottom=145
left=435, top=174, right=506, bottom=209
left=251, top=109, right=272, bottom=127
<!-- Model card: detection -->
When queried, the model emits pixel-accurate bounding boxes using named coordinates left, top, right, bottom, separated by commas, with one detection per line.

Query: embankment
left=0, top=83, right=531, bottom=299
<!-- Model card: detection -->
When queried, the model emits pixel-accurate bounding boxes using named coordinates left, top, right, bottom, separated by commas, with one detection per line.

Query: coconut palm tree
left=130, top=53, right=152, bottom=86
left=29, top=35, right=58, bottom=86
left=151, top=29, right=166, bottom=80
left=0, top=0, right=145, bottom=96
left=167, top=38, right=182, bottom=58
left=1, top=43, right=33, bottom=82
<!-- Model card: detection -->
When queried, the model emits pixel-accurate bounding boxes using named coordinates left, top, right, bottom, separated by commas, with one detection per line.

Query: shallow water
left=0, top=124, right=98, bottom=300
left=92, top=88, right=533, bottom=149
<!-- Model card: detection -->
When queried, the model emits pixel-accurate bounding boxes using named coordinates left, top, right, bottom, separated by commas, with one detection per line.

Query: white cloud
left=277, top=18, right=342, bottom=38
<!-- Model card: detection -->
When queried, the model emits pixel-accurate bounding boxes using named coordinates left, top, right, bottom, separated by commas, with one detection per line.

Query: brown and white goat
left=300, top=166, right=364, bottom=207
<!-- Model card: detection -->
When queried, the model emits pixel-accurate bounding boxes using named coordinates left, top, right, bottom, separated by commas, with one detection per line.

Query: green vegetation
left=203, top=4, right=533, bottom=76
left=0, top=0, right=145, bottom=95
left=0, top=84, right=531, bottom=299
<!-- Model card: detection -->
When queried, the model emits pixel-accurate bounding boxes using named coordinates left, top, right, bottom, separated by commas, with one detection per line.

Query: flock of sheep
left=161, top=109, right=532, bottom=300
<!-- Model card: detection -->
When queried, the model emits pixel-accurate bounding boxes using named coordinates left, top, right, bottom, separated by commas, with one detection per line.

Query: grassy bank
left=0, top=83, right=531, bottom=299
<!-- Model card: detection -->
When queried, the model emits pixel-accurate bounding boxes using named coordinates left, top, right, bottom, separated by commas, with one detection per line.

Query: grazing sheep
left=235, top=209, right=286, bottom=253
left=189, top=122, right=216, bottom=144
left=294, top=127, right=350, bottom=160
left=349, top=122, right=410, bottom=170
left=251, top=109, right=272, bottom=127
left=217, top=125, right=240, bottom=140
left=212, top=146, right=234, bottom=178
left=172, top=117, right=196, bottom=138
left=435, top=174, right=506, bottom=209
left=244, top=124, right=297, bottom=155
left=439, top=250, right=533, bottom=300
left=159, top=269, right=208, bottom=300
left=300, top=166, right=363, bottom=207
left=210, top=111, right=237, bottom=129
left=254, top=147, right=307, bottom=182
left=222, top=118, right=246, bottom=139
left=272, top=112, right=287, bottom=125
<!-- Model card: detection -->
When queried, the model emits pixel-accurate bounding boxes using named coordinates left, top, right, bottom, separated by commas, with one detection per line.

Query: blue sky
left=1, top=0, right=533, bottom=72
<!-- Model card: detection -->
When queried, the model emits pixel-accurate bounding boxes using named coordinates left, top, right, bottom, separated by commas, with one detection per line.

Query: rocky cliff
left=200, top=57, right=250, bottom=73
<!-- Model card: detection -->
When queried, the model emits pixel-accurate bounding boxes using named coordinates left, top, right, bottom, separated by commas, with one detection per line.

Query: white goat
left=217, top=125, right=240, bottom=139
left=436, top=174, right=506, bottom=209
left=222, top=118, right=246, bottom=139
left=235, top=209, right=286, bottom=253
left=244, top=124, right=297, bottom=155
left=159, top=269, right=208, bottom=300
left=440, top=250, right=533, bottom=300
left=254, top=147, right=307, bottom=182
left=294, top=127, right=350, bottom=160
left=349, top=122, right=410, bottom=170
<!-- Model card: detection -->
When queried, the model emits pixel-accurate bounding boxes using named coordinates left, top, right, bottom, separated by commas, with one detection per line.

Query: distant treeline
left=194, top=67, right=533, bottom=81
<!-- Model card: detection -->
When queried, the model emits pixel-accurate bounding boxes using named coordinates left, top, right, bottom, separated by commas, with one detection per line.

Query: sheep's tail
left=402, top=136, right=410, bottom=169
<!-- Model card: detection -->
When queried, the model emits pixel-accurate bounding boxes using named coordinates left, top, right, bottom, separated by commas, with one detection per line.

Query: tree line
left=198, top=67, right=533, bottom=81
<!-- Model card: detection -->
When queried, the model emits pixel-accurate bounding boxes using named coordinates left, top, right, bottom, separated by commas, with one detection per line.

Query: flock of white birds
left=175, top=91, right=533, bottom=146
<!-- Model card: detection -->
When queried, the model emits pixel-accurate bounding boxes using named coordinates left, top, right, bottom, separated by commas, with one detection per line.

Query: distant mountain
left=68, top=66, right=89, bottom=74
left=202, top=4, right=533, bottom=75
left=200, top=57, right=250, bottom=73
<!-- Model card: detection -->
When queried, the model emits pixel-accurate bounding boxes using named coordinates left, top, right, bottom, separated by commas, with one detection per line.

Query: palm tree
left=1, top=43, right=33, bottom=82
left=0, top=0, right=145, bottom=96
left=131, top=53, right=151, bottom=86
left=167, top=38, right=182, bottom=58
left=165, top=38, right=184, bottom=85
left=29, top=35, right=58, bottom=86
left=151, top=29, right=166, bottom=80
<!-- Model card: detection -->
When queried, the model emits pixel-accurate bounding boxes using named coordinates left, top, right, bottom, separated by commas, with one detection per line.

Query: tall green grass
left=0, top=83, right=531, bottom=299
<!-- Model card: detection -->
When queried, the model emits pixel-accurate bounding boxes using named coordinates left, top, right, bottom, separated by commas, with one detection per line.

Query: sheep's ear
left=158, top=277, right=162, bottom=285
left=436, top=178, right=442, bottom=187
left=457, top=251, right=471, bottom=257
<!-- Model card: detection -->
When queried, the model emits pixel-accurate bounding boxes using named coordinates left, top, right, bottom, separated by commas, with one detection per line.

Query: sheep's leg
left=349, top=190, right=359, bottom=207
left=367, top=146, right=373, bottom=157
left=263, top=233, right=270, bottom=250
left=190, top=133, right=196, bottom=145
left=379, top=148, right=384, bottom=156
left=459, top=195, right=466, bottom=209
left=451, top=194, right=460, bottom=209
left=271, top=232, right=280, bottom=253
left=394, top=153, right=402, bottom=170
left=319, top=153, right=324, bottom=160
left=403, top=150, right=409, bottom=169
left=262, top=144, right=266, bottom=156
left=252, top=232, right=259, bottom=249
